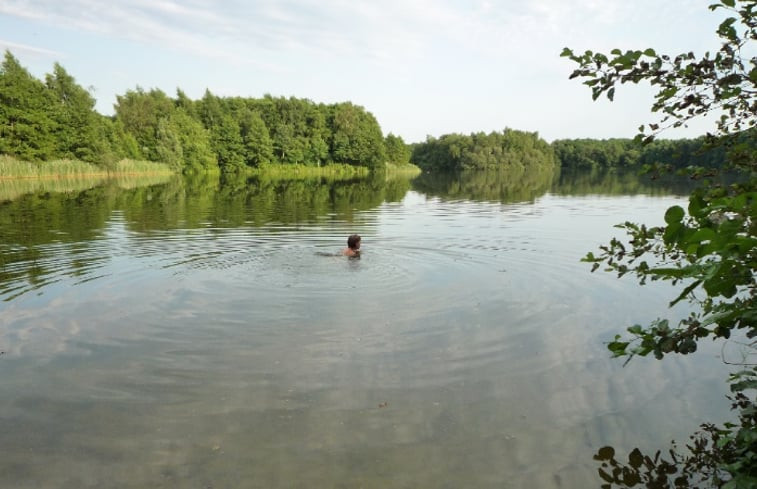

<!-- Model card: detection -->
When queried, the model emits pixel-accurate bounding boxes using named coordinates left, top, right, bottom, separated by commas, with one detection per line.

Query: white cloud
left=0, top=0, right=727, bottom=140
left=0, top=39, right=63, bottom=58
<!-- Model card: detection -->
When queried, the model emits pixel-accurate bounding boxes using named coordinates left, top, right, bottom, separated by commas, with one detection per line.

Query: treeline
left=0, top=50, right=412, bottom=173
left=3, top=49, right=739, bottom=178
left=410, top=129, right=557, bottom=172
left=551, top=137, right=729, bottom=170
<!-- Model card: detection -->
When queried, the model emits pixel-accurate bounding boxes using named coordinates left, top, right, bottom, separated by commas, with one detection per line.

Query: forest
left=410, top=129, right=557, bottom=173
left=0, top=50, right=410, bottom=175
left=551, top=137, right=730, bottom=171
left=0, top=49, right=735, bottom=178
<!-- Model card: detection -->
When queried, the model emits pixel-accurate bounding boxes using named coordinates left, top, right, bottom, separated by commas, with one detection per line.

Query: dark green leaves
left=569, top=2, right=757, bottom=486
left=664, top=205, right=685, bottom=224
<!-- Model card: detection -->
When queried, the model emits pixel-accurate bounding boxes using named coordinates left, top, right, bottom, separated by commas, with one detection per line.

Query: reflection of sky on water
left=0, top=187, right=734, bottom=488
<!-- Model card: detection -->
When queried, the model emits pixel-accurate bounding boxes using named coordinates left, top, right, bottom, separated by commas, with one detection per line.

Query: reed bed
left=0, top=155, right=173, bottom=179
left=385, top=162, right=422, bottom=176
left=0, top=156, right=175, bottom=201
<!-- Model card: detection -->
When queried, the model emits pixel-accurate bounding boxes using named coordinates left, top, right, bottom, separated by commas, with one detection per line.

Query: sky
left=0, top=0, right=727, bottom=143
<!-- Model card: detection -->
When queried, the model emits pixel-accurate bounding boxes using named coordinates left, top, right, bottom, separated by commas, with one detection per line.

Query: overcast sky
left=0, top=1, right=725, bottom=143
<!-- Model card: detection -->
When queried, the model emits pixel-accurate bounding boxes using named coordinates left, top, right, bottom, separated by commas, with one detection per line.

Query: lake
left=0, top=169, right=734, bottom=488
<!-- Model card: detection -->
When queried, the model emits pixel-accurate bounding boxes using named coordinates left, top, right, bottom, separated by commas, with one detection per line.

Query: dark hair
left=347, top=234, right=361, bottom=249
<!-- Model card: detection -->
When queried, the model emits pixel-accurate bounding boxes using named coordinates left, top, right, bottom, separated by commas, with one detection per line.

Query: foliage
left=552, top=137, right=727, bottom=171
left=563, top=0, right=757, bottom=486
left=561, top=0, right=756, bottom=146
left=593, top=368, right=757, bottom=489
left=410, top=128, right=557, bottom=173
left=0, top=51, right=58, bottom=161
left=385, top=161, right=422, bottom=177
left=0, top=51, right=405, bottom=177
left=385, top=133, right=412, bottom=165
left=329, top=102, right=386, bottom=169
left=45, top=63, right=106, bottom=164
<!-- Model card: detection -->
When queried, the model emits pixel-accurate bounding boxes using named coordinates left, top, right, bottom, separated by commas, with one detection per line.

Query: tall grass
left=385, top=162, right=422, bottom=177
left=0, top=155, right=173, bottom=179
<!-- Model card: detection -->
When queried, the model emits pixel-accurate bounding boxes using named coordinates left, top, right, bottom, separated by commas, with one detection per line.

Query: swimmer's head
left=347, top=234, right=361, bottom=250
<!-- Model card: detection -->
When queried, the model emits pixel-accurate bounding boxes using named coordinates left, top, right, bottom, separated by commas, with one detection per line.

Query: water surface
left=0, top=171, right=733, bottom=488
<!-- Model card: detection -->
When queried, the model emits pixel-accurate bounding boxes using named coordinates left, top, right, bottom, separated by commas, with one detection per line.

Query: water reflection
left=0, top=173, right=414, bottom=302
left=412, top=165, right=556, bottom=203
left=552, top=167, right=698, bottom=196
left=0, top=169, right=733, bottom=488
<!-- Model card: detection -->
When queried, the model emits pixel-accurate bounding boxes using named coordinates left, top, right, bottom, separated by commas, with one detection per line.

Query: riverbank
left=385, top=162, right=422, bottom=176
left=0, top=155, right=421, bottom=183
left=0, top=155, right=174, bottom=180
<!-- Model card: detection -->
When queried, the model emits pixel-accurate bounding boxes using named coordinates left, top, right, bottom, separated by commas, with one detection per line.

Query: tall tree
left=329, top=102, right=385, bottom=169
left=170, top=109, right=216, bottom=172
left=45, top=63, right=105, bottom=163
left=0, top=50, right=57, bottom=161
left=114, top=87, right=175, bottom=161
left=385, top=133, right=411, bottom=165
left=239, top=108, right=273, bottom=167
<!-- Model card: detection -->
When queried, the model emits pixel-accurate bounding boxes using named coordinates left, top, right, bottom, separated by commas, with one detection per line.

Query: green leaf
left=669, top=279, right=703, bottom=307
left=721, top=0, right=735, bottom=6
left=628, top=448, right=643, bottom=468
left=687, top=228, right=716, bottom=244
left=664, top=205, right=685, bottom=224
left=596, top=446, right=615, bottom=461
left=598, top=468, right=614, bottom=483
left=608, top=340, right=630, bottom=356
left=628, top=324, right=644, bottom=335
left=643, top=48, right=656, bottom=57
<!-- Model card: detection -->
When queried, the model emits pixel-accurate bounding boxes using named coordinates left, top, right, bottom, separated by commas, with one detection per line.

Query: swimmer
left=342, top=234, right=361, bottom=257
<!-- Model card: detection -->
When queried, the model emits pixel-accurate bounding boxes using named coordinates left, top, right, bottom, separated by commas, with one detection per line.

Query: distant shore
left=0, top=155, right=422, bottom=182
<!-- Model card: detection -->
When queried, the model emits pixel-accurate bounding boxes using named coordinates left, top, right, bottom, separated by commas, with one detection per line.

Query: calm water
left=0, top=170, right=733, bottom=488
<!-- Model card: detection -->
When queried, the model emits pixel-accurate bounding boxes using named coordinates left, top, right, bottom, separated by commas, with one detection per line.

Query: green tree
left=155, top=117, right=183, bottom=170
left=197, top=90, right=245, bottom=171
left=0, top=50, right=57, bottom=161
left=45, top=63, right=105, bottom=163
left=239, top=108, right=273, bottom=167
left=170, top=109, right=216, bottom=172
left=563, top=0, right=757, bottom=486
left=385, top=133, right=411, bottom=165
left=114, top=87, right=175, bottom=161
left=411, top=129, right=555, bottom=173
left=210, top=114, right=245, bottom=172
left=329, top=102, right=386, bottom=169
left=175, top=88, right=197, bottom=117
